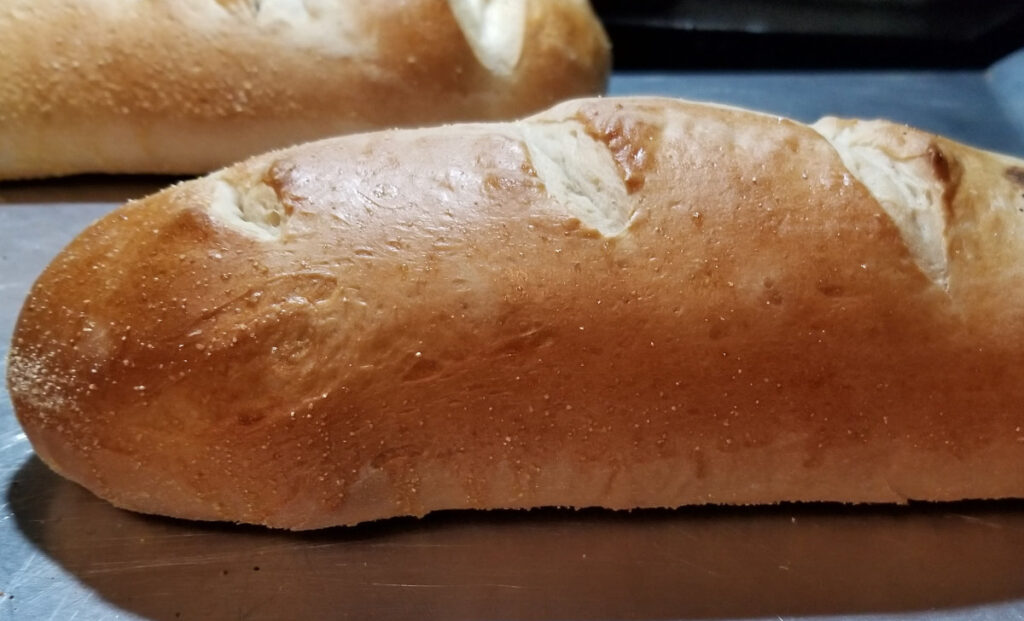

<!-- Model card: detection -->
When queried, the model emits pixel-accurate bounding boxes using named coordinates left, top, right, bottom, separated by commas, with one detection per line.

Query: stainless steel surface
left=3, top=57, right=1024, bottom=620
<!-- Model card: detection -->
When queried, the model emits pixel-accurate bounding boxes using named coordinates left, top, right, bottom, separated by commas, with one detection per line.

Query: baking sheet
left=3, top=53, right=1024, bottom=620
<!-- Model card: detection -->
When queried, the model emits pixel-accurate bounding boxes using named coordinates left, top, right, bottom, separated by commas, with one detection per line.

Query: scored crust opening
left=447, top=0, right=527, bottom=76
left=813, top=117, right=952, bottom=290
left=208, top=170, right=290, bottom=240
left=518, top=119, right=632, bottom=237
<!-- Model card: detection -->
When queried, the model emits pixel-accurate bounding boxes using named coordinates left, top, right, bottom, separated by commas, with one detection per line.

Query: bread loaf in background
left=8, top=96, right=1024, bottom=529
left=0, top=0, right=609, bottom=180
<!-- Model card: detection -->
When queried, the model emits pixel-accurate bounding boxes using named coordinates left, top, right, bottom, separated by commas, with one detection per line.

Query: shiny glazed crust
left=8, top=97, right=1024, bottom=529
left=0, top=0, right=609, bottom=180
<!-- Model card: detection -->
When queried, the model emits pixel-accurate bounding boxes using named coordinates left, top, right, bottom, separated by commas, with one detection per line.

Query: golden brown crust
left=0, top=0, right=609, bottom=180
left=8, top=97, right=1024, bottom=529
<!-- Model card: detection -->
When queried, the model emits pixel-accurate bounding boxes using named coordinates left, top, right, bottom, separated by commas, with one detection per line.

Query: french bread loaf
left=0, top=0, right=609, bottom=180
left=8, top=97, right=1024, bottom=529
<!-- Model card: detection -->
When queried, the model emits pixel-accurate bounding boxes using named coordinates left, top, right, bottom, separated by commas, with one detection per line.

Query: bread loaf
left=0, top=0, right=609, bottom=180
left=8, top=97, right=1024, bottom=529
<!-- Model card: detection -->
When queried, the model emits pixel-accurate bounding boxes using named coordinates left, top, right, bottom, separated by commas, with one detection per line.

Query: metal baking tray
left=3, top=51, right=1023, bottom=621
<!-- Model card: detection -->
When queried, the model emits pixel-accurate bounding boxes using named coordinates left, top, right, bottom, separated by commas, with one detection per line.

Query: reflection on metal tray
left=6, top=456, right=1024, bottom=621
left=2, top=52, right=1024, bottom=621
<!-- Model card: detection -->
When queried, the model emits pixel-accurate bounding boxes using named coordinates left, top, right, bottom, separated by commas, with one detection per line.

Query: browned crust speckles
left=1006, top=166, right=1024, bottom=188
left=8, top=97, right=1024, bottom=530
left=574, top=102, right=663, bottom=194
left=0, top=0, right=610, bottom=179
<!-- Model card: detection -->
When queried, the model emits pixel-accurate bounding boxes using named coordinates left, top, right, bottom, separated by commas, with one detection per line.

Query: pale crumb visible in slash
left=208, top=174, right=288, bottom=241
left=811, top=118, right=950, bottom=290
left=447, top=0, right=526, bottom=75
left=518, top=119, right=632, bottom=237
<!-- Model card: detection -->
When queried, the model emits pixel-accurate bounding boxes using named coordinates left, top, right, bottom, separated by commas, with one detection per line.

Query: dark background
left=591, top=0, right=1024, bottom=69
